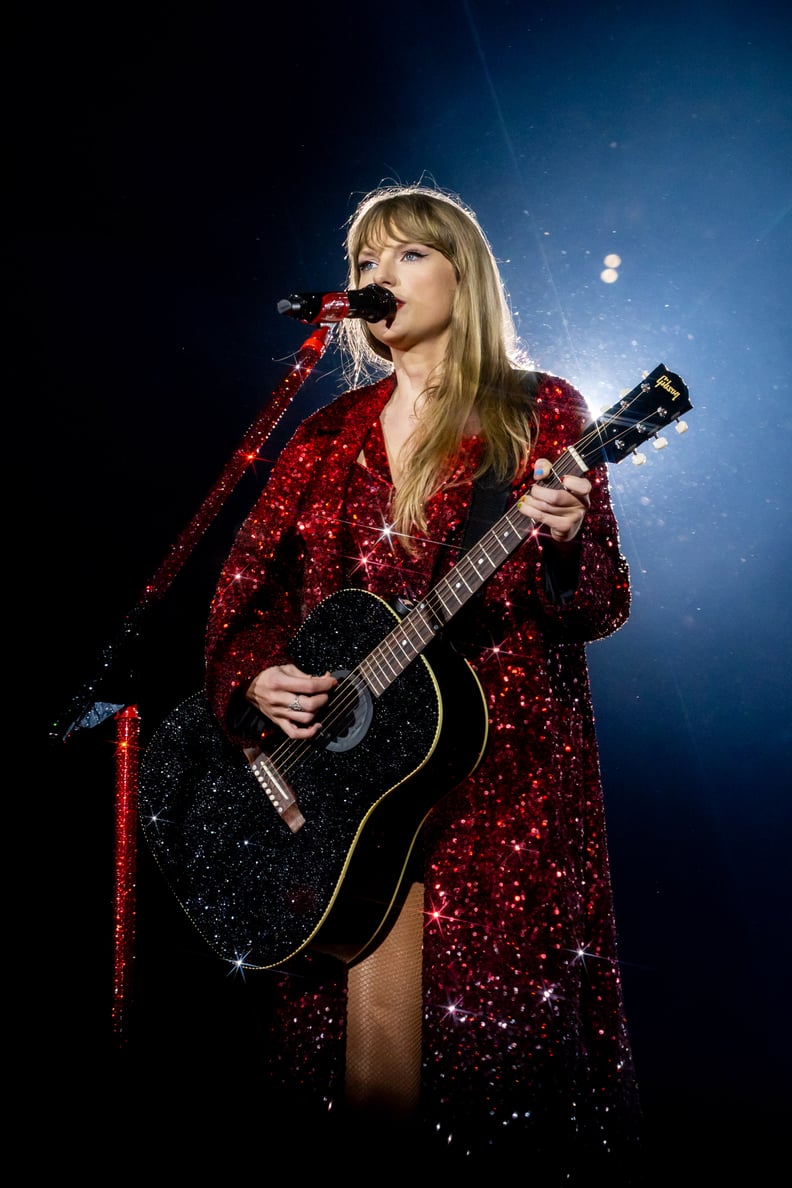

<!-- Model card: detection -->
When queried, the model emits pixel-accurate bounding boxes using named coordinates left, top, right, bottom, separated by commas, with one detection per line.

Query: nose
left=372, top=255, right=396, bottom=287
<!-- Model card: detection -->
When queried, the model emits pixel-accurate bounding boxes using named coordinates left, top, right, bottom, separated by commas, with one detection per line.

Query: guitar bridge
left=248, top=750, right=305, bottom=833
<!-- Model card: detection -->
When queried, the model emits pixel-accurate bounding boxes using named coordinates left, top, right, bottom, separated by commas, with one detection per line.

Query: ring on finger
left=290, top=696, right=302, bottom=713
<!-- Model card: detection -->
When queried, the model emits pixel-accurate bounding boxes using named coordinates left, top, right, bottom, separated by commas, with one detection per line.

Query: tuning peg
left=675, top=420, right=689, bottom=435
left=652, top=436, right=668, bottom=451
left=631, top=452, right=647, bottom=466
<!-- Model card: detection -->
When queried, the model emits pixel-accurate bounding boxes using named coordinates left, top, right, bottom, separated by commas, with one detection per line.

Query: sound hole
left=317, top=669, right=374, bottom=753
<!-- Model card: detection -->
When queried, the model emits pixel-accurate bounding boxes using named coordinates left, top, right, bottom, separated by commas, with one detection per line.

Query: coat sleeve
left=511, top=375, right=631, bottom=644
left=204, top=416, right=319, bottom=746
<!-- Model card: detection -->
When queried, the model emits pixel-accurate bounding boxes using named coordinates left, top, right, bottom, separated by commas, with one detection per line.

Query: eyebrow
left=358, top=239, right=429, bottom=256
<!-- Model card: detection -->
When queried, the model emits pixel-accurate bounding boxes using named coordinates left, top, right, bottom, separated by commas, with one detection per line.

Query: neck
left=389, top=332, right=448, bottom=396
left=379, top=355, right=440, bottom=490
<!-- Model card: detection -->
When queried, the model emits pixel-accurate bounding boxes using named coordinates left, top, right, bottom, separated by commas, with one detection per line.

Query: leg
left=344, top=880, right=424, bottom=1118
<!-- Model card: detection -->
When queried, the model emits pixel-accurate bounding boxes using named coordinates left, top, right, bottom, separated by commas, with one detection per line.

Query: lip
left=383, top=299, right=403, bottom=328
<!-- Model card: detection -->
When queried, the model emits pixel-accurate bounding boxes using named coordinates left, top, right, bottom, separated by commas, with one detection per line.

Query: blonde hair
left=337, top=184, right=538, bottom=541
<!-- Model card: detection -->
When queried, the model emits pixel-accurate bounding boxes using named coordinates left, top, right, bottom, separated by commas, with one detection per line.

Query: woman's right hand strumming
left=246, top=663, right=337, bottom=738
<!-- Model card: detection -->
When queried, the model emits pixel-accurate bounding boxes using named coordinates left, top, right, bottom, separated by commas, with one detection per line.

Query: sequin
left=204, top=373, right=641, bottom=1173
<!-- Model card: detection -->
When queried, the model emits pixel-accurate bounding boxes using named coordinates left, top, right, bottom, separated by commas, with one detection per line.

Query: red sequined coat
left=205, top=372, right=640, bottom=1169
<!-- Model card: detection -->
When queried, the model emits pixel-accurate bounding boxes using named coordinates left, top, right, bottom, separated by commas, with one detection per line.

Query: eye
left=358, top=259, right=376, bottom=272
left=402, top=249, right=427, bottom=262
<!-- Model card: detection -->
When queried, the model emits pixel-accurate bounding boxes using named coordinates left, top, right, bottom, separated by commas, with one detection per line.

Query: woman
left=204, top=184, right=641, bottom=1173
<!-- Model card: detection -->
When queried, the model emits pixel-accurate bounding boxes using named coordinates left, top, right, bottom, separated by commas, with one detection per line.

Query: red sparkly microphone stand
left=55, top=321, right=332, bottom=1045
left=54, top=281, right=396, bottom=1047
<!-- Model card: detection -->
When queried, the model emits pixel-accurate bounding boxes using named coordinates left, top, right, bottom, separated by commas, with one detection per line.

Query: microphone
left=277, top=283, right=397, bottom=325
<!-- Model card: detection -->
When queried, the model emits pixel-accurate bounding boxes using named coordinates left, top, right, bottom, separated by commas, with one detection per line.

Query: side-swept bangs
left=347, top=191, right=474, bottom=282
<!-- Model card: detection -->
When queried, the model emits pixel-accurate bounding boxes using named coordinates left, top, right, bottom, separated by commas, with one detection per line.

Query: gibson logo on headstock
left=656, top=373, right=683, bottom=399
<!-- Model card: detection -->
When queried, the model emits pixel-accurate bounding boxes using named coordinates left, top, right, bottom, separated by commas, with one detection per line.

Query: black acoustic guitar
left=138, top=364, right=691, bottom=972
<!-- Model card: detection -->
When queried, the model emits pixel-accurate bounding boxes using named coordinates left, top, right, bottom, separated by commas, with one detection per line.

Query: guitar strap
left=461, top=466, right=511, bottom=552
left=459, top=369, right=581, bottom=607
left=460, top=370, right=544, bottom=551
left=454, top=369, right=583, bottom=615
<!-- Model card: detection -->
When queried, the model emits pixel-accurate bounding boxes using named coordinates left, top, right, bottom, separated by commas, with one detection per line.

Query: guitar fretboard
left=351, top=362, right=692, bottom=700
left=356, top=474, right=561, bottom=697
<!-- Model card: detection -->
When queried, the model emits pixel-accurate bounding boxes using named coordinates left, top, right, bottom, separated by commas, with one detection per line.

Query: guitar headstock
left=580, top=364, right=692, bottom=470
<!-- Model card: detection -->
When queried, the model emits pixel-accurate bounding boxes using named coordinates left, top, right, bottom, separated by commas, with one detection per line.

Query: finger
left=289, top=672, right=338, bottom=698
left=279, top=718, right=323, bottom=740
left=286, top=692, right=310, bottom=716
left=560, top=474, right=591, bottom=504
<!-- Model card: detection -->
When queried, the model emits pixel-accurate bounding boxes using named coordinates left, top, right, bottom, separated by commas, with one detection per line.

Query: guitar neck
left=355, top=362, right=692, bottom=698
left=357, top=453, right=577, bottom=696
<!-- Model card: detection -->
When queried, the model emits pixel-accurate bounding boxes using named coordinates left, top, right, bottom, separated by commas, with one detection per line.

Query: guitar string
left=255, top=385, right=673, bottom=794
left=261, top=496, right=538, bottom=780
left=256, top=486, right=546, bottom=787
left=257, top=393, right=646, bottom=783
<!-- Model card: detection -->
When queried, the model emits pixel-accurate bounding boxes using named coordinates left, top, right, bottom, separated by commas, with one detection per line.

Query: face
left=356, top=236, right=458, bottom=355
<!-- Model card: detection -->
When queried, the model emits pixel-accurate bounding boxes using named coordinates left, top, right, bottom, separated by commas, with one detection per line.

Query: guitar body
left=139, top=588, right=489, bottom=971
left=139, top=365, right=692, bottom=973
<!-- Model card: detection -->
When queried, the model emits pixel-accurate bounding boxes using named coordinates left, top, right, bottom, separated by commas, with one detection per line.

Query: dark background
left=15, top=0, right=789, bottom=1174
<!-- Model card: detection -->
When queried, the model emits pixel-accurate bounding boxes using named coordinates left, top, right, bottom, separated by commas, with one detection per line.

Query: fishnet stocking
left=344, top=881, right=424, bottom=1117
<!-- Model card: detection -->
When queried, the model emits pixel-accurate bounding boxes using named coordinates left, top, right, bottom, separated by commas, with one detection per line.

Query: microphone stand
left=53, top=323, right=332, bottom=1045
